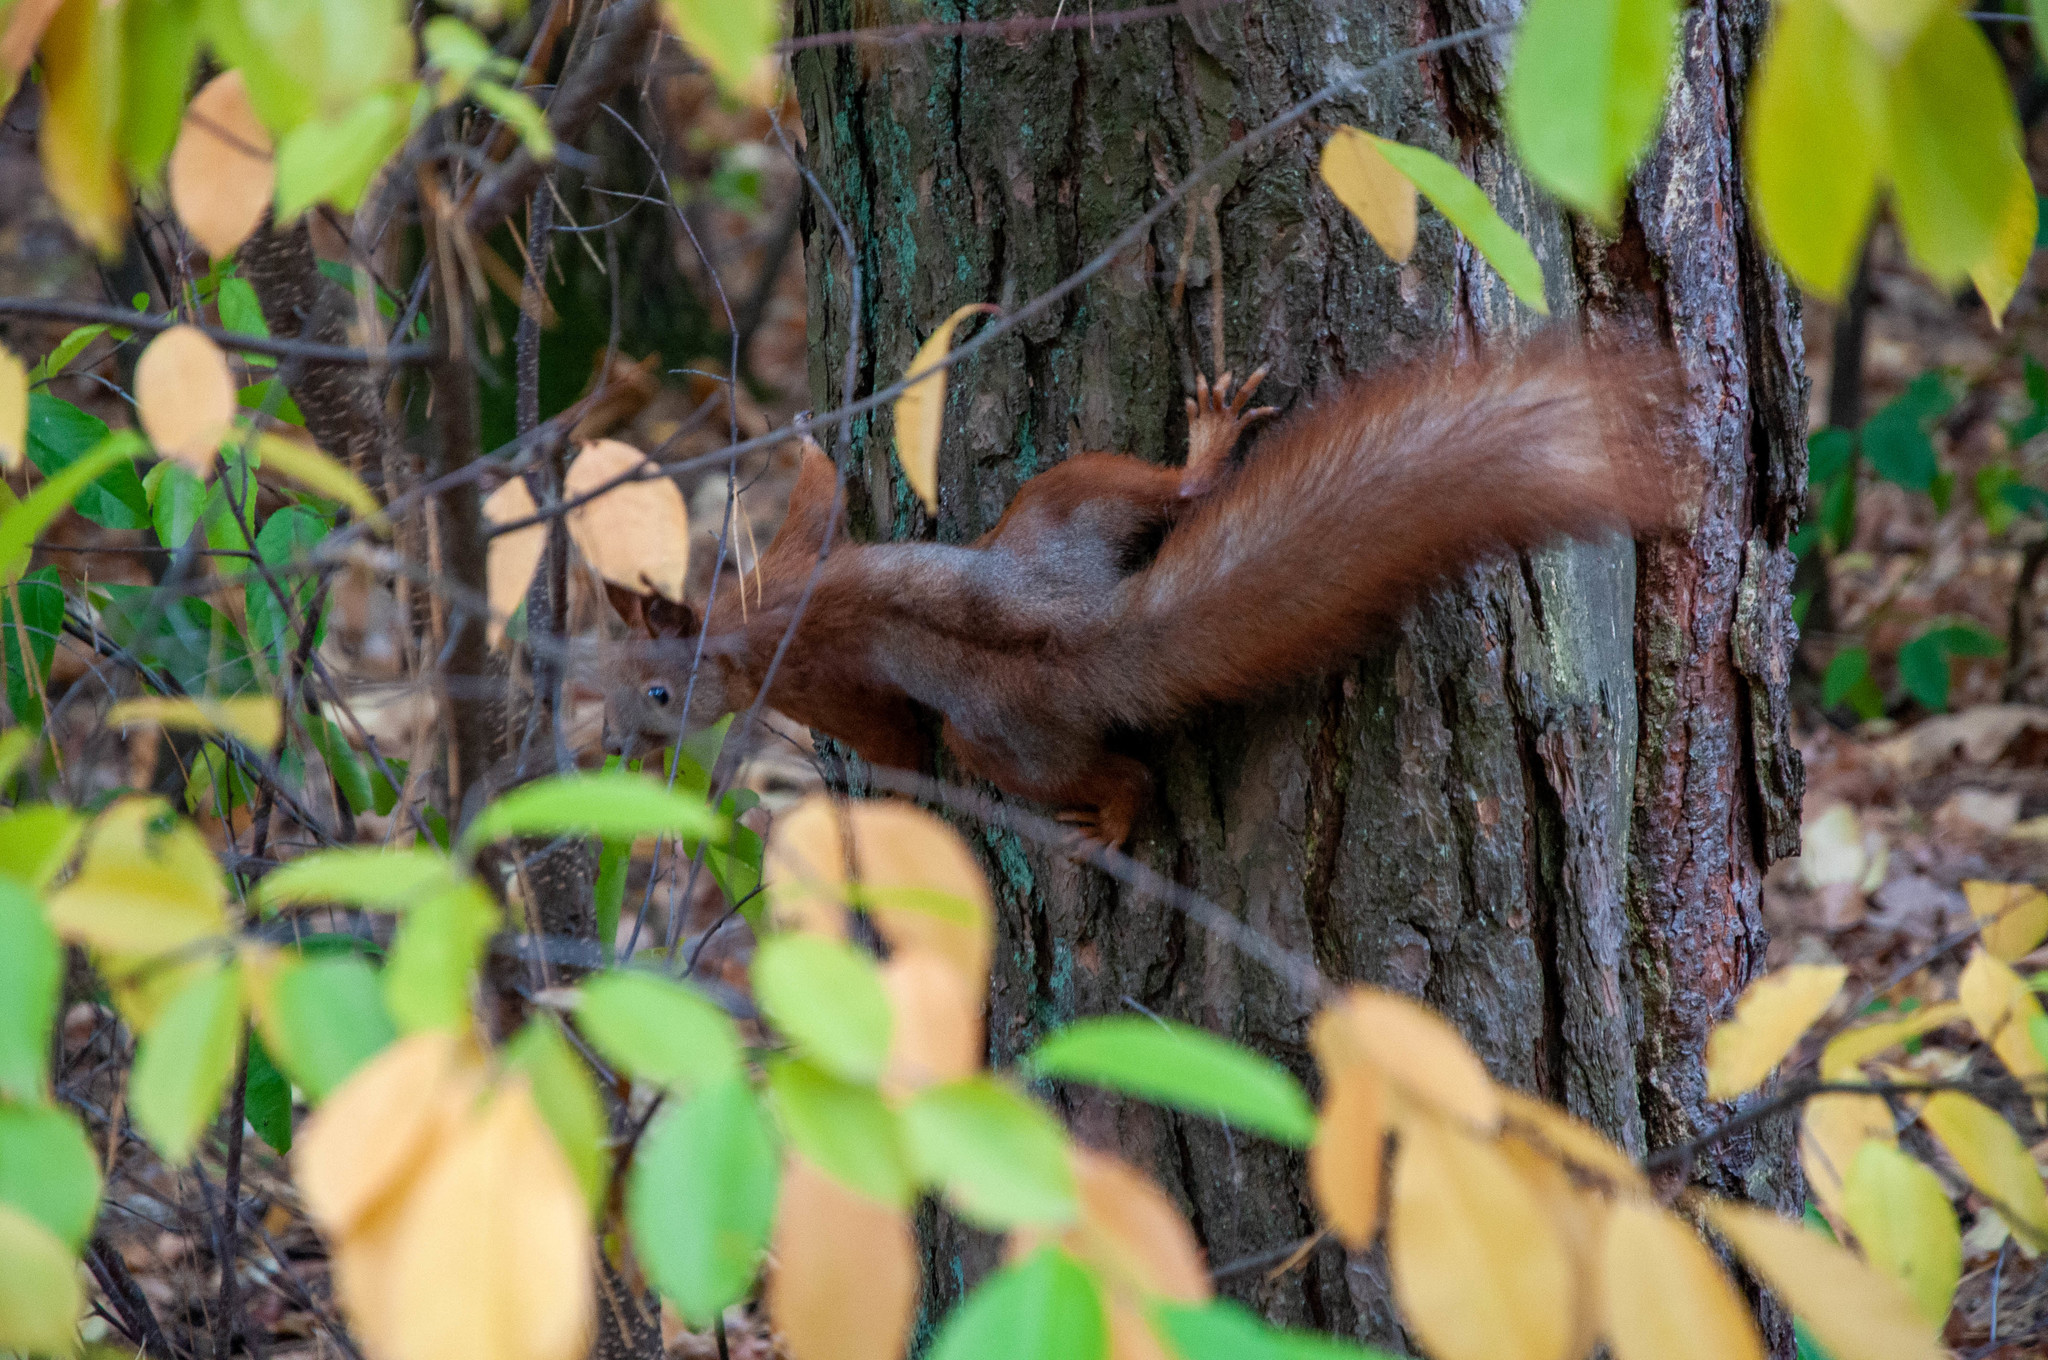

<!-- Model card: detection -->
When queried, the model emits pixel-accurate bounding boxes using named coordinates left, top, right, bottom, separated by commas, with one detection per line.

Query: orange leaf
left=892, top=303, right=996, bottom=513
left=880, top=950, right=983, bottom=1097
left=482, top=476, right=544, bottom=649
left=169, top=72, right=276, bottom=260
left=135, top=326, right=236, bottom=476
left=1317, top=987, right=1501, bottom=1130
left=1064, top=1148, right=1209, bottom=1303
left=564, top=439, right=691, bottom=601
left=1319, top=127, right=1419, bottom=262
left=768, top=1157, right=918, bottom=1360
left=1601, top=1200, right=1764, bottom=1360
left=1306, top=1044, right=1386, bottom=1249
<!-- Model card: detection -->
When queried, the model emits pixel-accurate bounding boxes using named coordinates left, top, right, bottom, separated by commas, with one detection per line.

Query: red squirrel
left=602, top=333, right=1678, bottom=848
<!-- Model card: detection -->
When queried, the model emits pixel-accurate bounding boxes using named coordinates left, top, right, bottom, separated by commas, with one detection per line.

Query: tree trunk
left=793, top=0, right=1805, bottom=1349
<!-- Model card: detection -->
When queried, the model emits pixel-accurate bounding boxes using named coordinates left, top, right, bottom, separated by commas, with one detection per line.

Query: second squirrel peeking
left=602, top=332, right=1682, bottom=849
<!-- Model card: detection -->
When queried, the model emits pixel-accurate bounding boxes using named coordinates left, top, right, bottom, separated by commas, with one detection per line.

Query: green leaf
left=264, top=954, right=396, bottom=1101
left=27, top=325, right=111, bottom=385
left=765, top=1056, right=913, bottom=1207
left=1807, top=427, right=1855, bottom=485
left=3, top=431, right=147, bottom=586
left=1, top=567, right=62, bottom=726
left=256, top=846, right=455, bottom=914
left=1841, top=1140, right=1960, bottom=1327
left=1024, top=1017, right=1315, bottom=1146
left=0, top=805, right=80, bottom=891
left=659, top=0, right=780, bottom=93
left=1366, top=138, right=1548, bottom=314
left=628, top=1076, right=779, bottom=1327
left=246, top=504, right=328, bottom=668
left=382, top=882, right=498, bottom=1034
left=471, top=82, right=555, bottom=160
left=144, top=460, right=208, bottom=551
left=751, top=934, right=892, bottom=1083
left=1503, top=0, right=1678, bottom=222
left=130, top=959, right=244, bottom=1162
left=1887, top=9, right=2026, bottom=286
left=305, top=715, right=374, bottom=816
left=243, top=1032, right=293, bottom=1154
left=902, top=1076, right=1076, bottom=1228
left=574, top=969, right=741, bottom=1095
left=928, top=1248, right=1105, bottom=1360
left=274, top=88, right=418, bottom=220
left=594, top=837, right=629, bottom=964
left=1898, top=622, right=2005, bottom=713
left=1861, top=375, right=1954, bottom=493
left=459, top=770, right=724, bottom=855
left=23, top=397, right=148, bottom=530
left=504, top=1017, right=609, bottom=1212
left=119, top=0, right=204, bottom=180
left=0, top=727, right=36, bottom=792
left=0, top=879, right=61, bottom=1102
left=1154, top=1299, right=1406, bottom=1360
left=1744, top=0, right=1885, bottom=298
left=0, top=1100, right=101, bottom=1250
left=1821, top=647, right=1884, bottom=722
left=0, top=1201, right=83, bottom=1356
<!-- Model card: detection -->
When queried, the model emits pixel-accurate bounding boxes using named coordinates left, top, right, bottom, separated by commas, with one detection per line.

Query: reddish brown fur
left=603, top=335, right=1679, bottom=847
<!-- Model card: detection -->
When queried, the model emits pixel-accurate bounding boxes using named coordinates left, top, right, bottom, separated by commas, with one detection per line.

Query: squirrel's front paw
left=1183, top=365, right=1279, bottom=495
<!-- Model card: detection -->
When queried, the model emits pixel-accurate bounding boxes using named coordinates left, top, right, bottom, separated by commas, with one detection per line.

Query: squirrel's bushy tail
left=1100, top=334, right=1681, bottom=724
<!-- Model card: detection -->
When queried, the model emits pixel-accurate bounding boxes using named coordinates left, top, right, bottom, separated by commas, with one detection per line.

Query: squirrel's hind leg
left=1182, top=365, right=1278, bottom=495
left=941, top=720, right=1152, bottom=851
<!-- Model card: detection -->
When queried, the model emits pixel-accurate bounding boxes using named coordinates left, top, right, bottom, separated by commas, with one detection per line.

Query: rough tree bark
left=793, top=0, right=1804, bottom=1350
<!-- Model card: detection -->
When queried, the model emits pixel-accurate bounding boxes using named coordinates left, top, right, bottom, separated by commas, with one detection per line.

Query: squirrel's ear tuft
left=643, top=594, right=700, bottom=639
left=605, top=581, right=653, bottom=634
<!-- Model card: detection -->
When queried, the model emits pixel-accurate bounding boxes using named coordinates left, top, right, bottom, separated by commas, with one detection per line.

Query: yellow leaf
left=1800, top=1092, right=1896, bottom=1227
left=1916, top=1091, right=2048, bottom=1249
left=168, top=71, right=276, bottom=260
left=1964, top=879, right=2048, bottom=963
left=296, top=1031, right=481, bottom=1238
left=482, top=476, right=544, bottom=650
left=1600, top=1199, right=1764, bottom=1360
left=879, top=950, right=983, bottom=1098
left=768, top=1157, right=918, bottom=1360
left=385, top=1079, right=594, bottom=1360
left=1744, top=0, right=1885, bottom=298
left=1967, top=157, right=2037, bottom=329
left=46, top=861, right=226, bottom=955
left=1841, top=1141, right=1960, bottom=1328
left=108, top=694, right=283, bottom=751
left=1316, top=986, right=1502, bottom=1130
left=0, top=345, right=25, bottom=472
left=0, top=1201, right=82, bottom=1355
left=564, top=439, right=691, bottom=602
left=1388, top=1113, right=1572, bottom=1360
left=1820, top=1002, right=1963, bottom=1082
left=1704, top=963, right=1847, bottom=1100
left=1498, top=1136, right=1602, bottom=1360
left=1826, top=0, right=1942, bottom=58
left=1319, top=128, right=1418, bottom=263
left=1064, top=1148, right=1209, bottom=1303
left=893, top=303, right=997, bottom=514
left=1307, top=1028, right=1387, bottom=1250
left=253, top=432, right=387, bottom=532
left=1958, top=947, right=2048, bottom=1085
left=37, top=0, right=126, bottom=256
left=1704, top=1200, right=1943, bottom=1360
left=136, top=325, right=236, bottom=476
left=766, top=795, right=993, bottom=994
left=658, top=0, right=780, bottom=96
left=1498, top=1090, right=1646, bottom=1192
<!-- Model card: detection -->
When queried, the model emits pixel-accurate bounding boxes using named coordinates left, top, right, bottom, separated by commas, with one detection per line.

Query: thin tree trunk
left=794, top=0, right=1804, bottom=1350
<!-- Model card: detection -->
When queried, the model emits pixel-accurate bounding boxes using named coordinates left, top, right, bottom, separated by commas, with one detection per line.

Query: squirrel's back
left=1097, top=334, right=1681, bottom=724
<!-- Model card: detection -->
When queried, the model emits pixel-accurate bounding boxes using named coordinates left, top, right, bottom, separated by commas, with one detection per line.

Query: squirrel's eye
left=646, top=685, right=671, bottom=707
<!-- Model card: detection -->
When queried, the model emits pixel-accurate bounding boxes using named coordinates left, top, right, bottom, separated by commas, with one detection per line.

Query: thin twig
left=0, top=297, right=430, bottom=366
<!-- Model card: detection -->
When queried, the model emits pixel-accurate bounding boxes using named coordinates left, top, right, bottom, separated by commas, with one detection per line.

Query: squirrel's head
left=600, top=583, right=744, bottom=760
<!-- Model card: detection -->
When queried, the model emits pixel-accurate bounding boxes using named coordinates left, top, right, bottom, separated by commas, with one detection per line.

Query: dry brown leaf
left=1387, top=1112, right=1572, bottom=1360
left=1601, top=1200, right=1764, bottom=1360
left=1064, top=1148, right=1209, bottom=1303
left=892, top=303, right=997, bottom=513
left=1320, top=127, right=1419, bottom=262
left=384, top=1079, right=594, bottom=1360
left=1307, top=1025, right=1388, bottom=1249
left=879, top=950, right=983, bottom=1097
left=135, top=325, right=236, bottom=476
left=0, top=344, right=25, bottom=471
left=1964, top=880, right=2048, bottom=963
left=1704, top=964, right=1846, bottom=1100
left=1317, top=986, right=1502, bottom=1131
left=1702, top=1200, right=1944, bottom=1360
left=1799, top=1093, right=1895, bottom=1228
left=564, top=439, right=691, bottom=601
left=296, top=1031, right=481, bottom=1238
left=767, top=1157, right=918, bottom=1360
left=482, top=476, right=544, bottom=649
left=168, top=71, right=276, bottom=259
